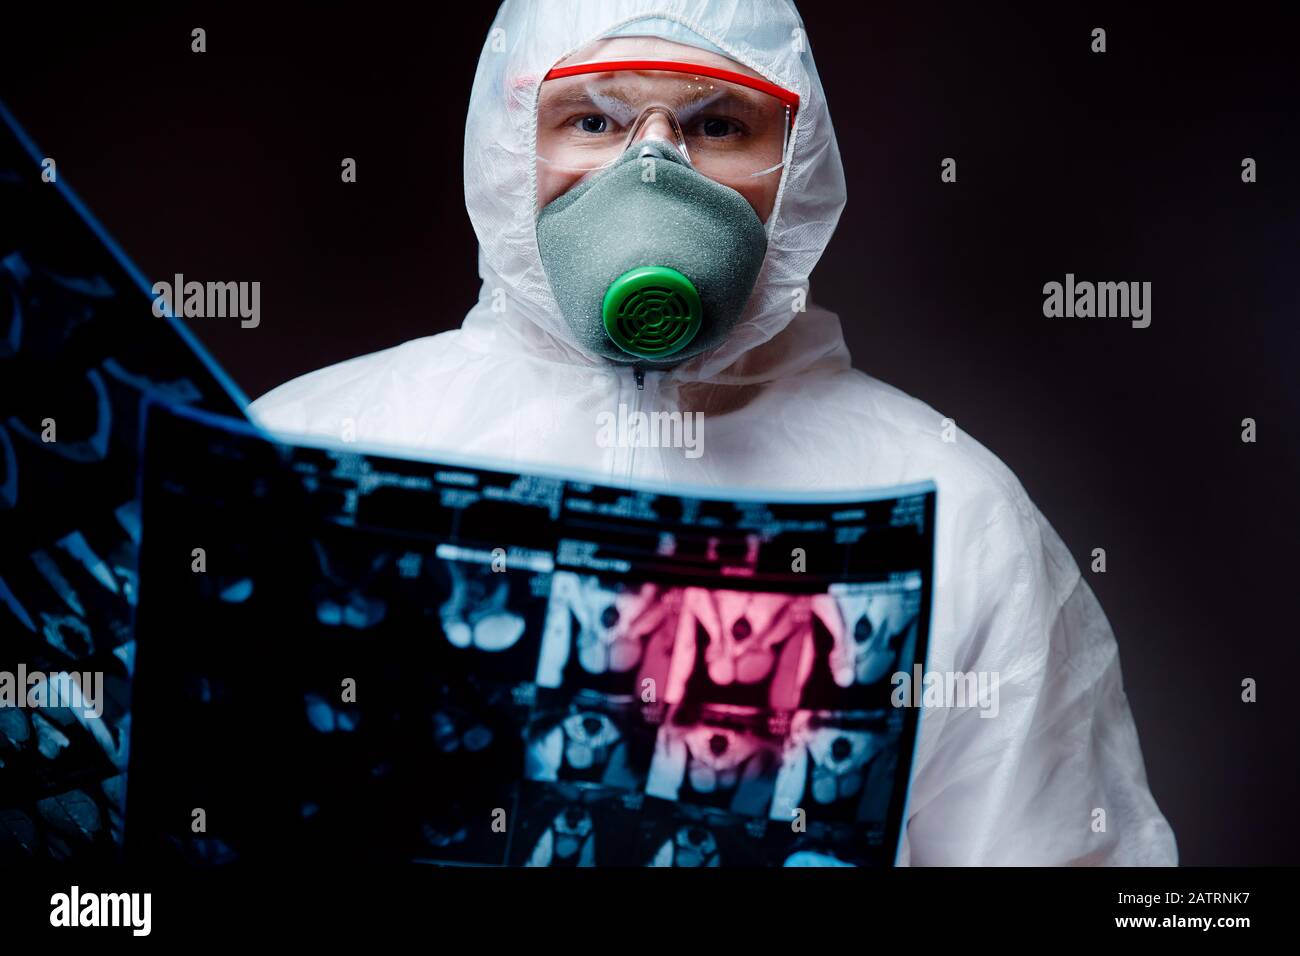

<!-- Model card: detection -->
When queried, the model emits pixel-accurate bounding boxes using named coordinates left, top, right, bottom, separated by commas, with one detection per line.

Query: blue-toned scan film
left=0, top=102, right=247, bottom=862
left=127, top=401, right=935, bottom=867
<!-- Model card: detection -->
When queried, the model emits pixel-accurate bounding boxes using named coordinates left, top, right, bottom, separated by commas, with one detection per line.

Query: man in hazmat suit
left=249, top=0, right=1178, bottom=866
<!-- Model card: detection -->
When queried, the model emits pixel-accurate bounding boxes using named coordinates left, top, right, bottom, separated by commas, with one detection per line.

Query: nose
left=633, top=110, right=677, bottom=146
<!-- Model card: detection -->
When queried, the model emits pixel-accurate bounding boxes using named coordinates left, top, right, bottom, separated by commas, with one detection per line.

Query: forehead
left=537, top=71, right=772, bottom=115
left=554, top=35, right=764, bottom=81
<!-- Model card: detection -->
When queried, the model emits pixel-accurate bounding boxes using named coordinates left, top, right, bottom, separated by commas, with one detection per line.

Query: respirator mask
left=535, top=52, right=798, bottom=365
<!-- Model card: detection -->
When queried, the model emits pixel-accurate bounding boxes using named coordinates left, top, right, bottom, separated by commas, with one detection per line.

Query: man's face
left=535, top=37, right=783, bottom=223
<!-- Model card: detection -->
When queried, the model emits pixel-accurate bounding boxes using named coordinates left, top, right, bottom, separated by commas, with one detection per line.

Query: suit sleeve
left=898, top=497, right=1178, bottom=866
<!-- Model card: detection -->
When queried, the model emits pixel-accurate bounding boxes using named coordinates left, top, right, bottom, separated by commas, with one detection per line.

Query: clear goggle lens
left=537, top=65, right=795, bottom=185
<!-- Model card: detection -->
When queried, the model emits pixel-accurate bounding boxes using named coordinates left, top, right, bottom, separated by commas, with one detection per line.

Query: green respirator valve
left=601, top=265, right=703, bottom=360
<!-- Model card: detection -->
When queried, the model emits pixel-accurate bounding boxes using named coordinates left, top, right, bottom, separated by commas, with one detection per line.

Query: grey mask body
left=536, top=141, right=768, bottom=366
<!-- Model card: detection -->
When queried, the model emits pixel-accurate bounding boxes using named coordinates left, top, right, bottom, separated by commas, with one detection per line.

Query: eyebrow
left=539, top=78, right=766, bottom=115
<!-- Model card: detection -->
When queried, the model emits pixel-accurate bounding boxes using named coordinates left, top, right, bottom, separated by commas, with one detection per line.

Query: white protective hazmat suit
left=250, top=0, right=1178, bottom=866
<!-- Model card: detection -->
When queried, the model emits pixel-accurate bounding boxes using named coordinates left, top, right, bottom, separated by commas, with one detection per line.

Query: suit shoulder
left=247, top=335, right=449, bottom=434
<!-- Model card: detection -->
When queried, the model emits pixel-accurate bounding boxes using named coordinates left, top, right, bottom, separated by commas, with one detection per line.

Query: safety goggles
left=536, top=57, right=800, bottom=186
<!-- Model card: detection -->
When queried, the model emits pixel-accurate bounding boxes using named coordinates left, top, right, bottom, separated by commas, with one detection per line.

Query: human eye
left=693, top=115, right=747, bottom=140
left=573, top=113, right=618, bottom=135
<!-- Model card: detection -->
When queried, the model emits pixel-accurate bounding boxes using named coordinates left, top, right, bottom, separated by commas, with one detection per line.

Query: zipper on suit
left=625, top=364, right=644, bottom=479
left=609, top=364, right=658, bottom=481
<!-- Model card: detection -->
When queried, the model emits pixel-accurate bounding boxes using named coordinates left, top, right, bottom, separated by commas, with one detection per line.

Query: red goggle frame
left=542, top=59, right=801, bottom=125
